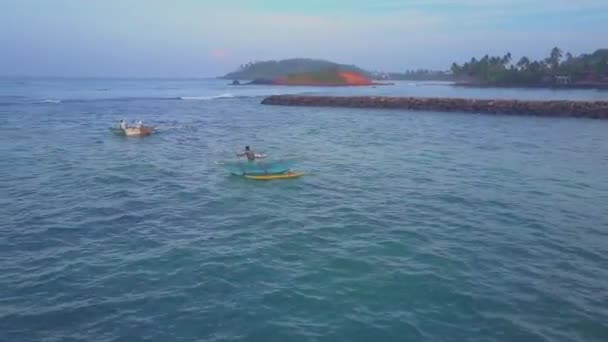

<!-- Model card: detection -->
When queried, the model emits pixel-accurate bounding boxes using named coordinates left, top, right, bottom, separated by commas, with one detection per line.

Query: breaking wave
left=1, top=91, right=316, bottom=105
left=35, top=99, right=62, bottom=104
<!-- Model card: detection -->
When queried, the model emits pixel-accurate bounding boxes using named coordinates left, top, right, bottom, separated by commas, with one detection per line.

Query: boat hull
left=244, top=172, right=305, bottom=180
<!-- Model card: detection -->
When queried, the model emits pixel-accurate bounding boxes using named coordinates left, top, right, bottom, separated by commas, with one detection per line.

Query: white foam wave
left=36, top=99, right=62, bottom=103
left=179, top=93, right=235, bottom=100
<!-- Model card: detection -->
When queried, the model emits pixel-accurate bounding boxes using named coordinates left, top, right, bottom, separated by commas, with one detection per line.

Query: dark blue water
left=1, top=78, right=608, bottom=342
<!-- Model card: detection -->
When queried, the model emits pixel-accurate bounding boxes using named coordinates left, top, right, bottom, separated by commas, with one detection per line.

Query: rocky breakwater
left=261, top=95, right=608, bottom=119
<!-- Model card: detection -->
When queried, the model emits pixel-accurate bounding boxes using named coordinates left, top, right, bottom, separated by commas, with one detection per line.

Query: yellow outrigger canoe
left=244, top=172, right=305, bottom=180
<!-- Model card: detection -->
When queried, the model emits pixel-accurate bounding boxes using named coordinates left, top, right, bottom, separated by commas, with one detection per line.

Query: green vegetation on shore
left=222, top=48, right=608, bottom=88
left=450, top=48, right=608, bottom=87
left=222, top=58, right=369, bottom=80
left=284, top=70, right=344, bottom=84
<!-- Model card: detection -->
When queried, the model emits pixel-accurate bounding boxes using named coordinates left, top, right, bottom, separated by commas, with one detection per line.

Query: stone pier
left=261, top=95, right=608, bottom=119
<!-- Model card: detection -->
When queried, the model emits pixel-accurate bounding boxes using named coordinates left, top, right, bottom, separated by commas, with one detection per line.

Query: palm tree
left=469, top=58, right=478, bottom=76
left=528, top=61, right=542, bottom=73
left=550, top=47, right=563, bottom=70
left=501, top=52, right=512, bottom=65
left=540, top=60, right=549, bottom=71
left=462, top=62, right=470, bottom=75
left=517, top=56, right=530, bottom=70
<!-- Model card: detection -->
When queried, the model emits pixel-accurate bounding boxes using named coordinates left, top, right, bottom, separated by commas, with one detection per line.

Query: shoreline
left=261, top=95, right=608, bottom=119
left=453, top=82, right=608, bottom=90
left=230, top=78, right=393, bottom=87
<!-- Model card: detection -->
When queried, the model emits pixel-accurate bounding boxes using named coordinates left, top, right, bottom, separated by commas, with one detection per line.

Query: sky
left=0, top=0, right=606, bottom=77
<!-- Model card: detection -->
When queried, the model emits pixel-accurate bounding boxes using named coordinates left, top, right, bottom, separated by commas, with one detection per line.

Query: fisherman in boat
left=238, top=146, right=256, bottom=161
left=118, top=119, right=153, bottom=136
left=237, top=146, right=266, bottom=161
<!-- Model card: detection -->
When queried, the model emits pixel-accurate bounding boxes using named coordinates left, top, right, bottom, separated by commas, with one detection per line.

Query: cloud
left=210, top=48, right=230, bottom=60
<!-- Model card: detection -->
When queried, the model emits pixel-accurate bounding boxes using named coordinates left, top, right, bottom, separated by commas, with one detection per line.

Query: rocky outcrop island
left=222, top=58, right=390, bottom=86
left=245, top=70, right=390, bottom=86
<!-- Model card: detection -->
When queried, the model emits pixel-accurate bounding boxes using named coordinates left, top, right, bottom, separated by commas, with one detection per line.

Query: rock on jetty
left=261, top=95, right=608, bottom=119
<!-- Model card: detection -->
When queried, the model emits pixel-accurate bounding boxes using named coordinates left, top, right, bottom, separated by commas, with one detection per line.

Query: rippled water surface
left=1, top=78, right=608, bottom=341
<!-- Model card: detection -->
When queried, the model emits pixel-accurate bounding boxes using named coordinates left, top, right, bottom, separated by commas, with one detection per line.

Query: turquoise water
left=1, top=78, right=608, bottom=341
left=220, top=160, right=297, bottom=176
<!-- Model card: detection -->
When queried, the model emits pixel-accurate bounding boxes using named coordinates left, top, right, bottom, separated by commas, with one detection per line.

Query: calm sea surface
left=1, top=78, right=608, bottom=341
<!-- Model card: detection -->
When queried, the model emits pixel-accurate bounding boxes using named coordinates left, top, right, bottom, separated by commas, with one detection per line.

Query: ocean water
left=1, top=78, right=608, bottom=342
